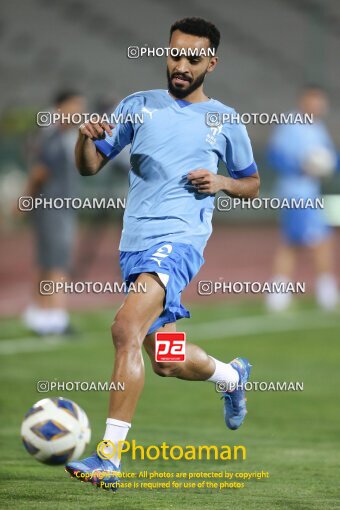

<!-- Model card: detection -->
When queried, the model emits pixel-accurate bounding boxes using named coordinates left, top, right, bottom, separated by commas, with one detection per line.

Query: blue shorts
left=119, top=242, right=204, bottom=335
left=280, top=207, right=330, bottom=246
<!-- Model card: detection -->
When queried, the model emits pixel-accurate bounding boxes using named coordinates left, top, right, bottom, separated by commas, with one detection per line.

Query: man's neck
left=169, top=87, right=210, bottom=104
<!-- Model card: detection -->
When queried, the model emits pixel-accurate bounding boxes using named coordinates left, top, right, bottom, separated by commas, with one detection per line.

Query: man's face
left=57, top=96, right=86, bottom=128
left=58, top=96, right=86, bottom=116
left=299, top=89, right=328, bottom=118
left=167, top=30, right=217, bottom=99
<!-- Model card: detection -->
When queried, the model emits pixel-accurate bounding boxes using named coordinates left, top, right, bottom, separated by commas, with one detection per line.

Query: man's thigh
left=120, top=242, right=204, bottom=336
left=143, top=322, right=177, bottom=360
left=114, top=273, right=165, bottom=340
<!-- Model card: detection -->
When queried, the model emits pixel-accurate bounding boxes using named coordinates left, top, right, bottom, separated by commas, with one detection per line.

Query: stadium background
left=0, top=1, right=340, bottom=509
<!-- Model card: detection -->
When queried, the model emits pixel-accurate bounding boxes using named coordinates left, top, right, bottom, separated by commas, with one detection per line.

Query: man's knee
left=153, top=362, right=180, bottom=377
left=143, top=338, right=175, bottom=376
left=110, top=318, right=143, bottom=351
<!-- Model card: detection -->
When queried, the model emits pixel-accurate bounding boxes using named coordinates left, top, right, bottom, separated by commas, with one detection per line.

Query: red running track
left=0, top=224, right=339, bottom=317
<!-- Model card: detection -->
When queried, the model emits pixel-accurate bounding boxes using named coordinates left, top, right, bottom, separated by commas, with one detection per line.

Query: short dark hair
left=301, top=83, right=325, bottom=93
left=170, top=17, right=220, bottom=51
left=53, top=90, right=82, bottom=107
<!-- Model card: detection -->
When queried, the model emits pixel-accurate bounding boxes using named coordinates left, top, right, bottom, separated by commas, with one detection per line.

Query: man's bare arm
left=219, top=172, right=260, bottom=198
left=187, top=169, right=260, bottom=198
left=75, top=120, right=113, bottom=176
left=25, top=164, right=49, bottom=197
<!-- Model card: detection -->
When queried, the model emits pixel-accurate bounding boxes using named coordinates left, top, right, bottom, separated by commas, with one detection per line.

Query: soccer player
left=22, top=91, right=85, bottom=335
left=266, top=85, right=338, bottom=311
left=66, top=17, right=260, bottom=489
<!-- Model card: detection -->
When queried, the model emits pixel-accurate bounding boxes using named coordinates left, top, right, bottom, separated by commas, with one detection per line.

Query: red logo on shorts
left=155, top=332, right=186, bottom=362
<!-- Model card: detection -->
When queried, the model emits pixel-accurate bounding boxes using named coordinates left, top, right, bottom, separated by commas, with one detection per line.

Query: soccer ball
left=302, top=147, right=336, bottom=178
left=21, top=397, right=91, bottom=465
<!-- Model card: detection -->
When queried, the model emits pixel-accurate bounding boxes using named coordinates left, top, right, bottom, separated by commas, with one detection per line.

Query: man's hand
left=187, top=169, right=260, bottom=199
left=76, top=118, right=114, bottom=175
left=79, top=119, right=113, bottom=140
left=187, top=169, right=225, bottom=194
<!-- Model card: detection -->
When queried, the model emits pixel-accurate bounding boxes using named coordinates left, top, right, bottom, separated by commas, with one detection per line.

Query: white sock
left=22, top=304, right=39, bottom=328
left=265, top=275, right=292, bottom=312
left=29, top=308, right=69, bottom=335
left=102, top=418, right=131, bottom=467
left=207, top=357, right=239, bottom=390
left=23, top=306, right=49, bottom=334
left=315, top=273, right=338, bottom=311
left=48, top=309, right=69, bottom=333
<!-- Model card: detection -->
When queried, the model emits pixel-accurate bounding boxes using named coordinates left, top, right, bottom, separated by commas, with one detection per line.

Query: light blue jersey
left=267, top=116, right=337, bottom=200
left=95, top=89, right=257, bottom=255
left=267, top=115, right=337, bottom=246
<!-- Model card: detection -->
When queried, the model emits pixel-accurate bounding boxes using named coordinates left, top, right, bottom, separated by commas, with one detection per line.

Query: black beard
left=167, top=68, right=207, bottom=99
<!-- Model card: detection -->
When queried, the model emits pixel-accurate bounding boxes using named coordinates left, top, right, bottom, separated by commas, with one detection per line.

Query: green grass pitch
left=0, top=300, right=339, bottom=509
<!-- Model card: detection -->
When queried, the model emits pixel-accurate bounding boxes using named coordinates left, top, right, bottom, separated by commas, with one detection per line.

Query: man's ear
left=207, top=56, right=218, bottom=73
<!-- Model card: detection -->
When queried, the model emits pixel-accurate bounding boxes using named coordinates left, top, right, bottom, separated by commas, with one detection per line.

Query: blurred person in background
left=22, top=90, right=85, bottom=335
left=266, top=84, right=338, bottom=311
